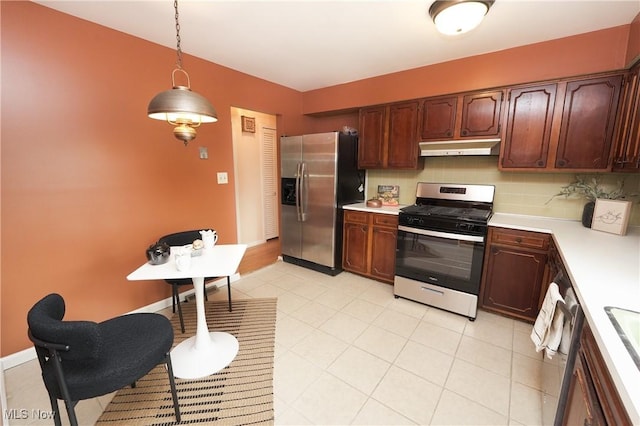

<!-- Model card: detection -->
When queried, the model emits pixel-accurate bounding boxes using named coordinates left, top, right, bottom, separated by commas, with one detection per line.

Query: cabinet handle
left=446, top=131, right=452, bottom=137
left=536, top=160, right=545, bottom=167
left=515, top=237, right=522, bottom=243
left=557, top=159, right=566, bottom=167
left=461, top=129, right=468, bottom=136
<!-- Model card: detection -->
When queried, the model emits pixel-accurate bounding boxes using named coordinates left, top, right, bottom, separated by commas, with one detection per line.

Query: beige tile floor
left=4, top=260, right=561, bottom=425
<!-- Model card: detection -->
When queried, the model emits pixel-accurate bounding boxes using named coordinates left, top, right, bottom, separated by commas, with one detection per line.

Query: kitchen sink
left=605, top=306, right=640, bottom=370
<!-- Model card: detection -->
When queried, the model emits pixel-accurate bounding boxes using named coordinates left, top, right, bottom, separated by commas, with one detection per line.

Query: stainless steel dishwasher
left=540, top=253, right=584, bottom=426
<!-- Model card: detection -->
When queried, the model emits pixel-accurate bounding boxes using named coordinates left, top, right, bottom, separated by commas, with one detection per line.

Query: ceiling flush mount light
left=429, top=0, right=494, bottom=36
left=148, top=0, right=217, bottom=145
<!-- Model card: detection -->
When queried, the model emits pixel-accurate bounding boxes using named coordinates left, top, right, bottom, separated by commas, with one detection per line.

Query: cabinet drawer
left=372, top=214, right=398, bottom=227
left=344, top=210, right=369, bottom=224
left=490, top=227, right=550, bottom=250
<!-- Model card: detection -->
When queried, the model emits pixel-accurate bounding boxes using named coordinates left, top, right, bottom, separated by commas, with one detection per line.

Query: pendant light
left=148, top=0, right=217, bottom=145
left=429, top=0, right=494, bottom=36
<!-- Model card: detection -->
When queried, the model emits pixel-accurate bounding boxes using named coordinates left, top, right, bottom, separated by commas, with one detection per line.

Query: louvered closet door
left=262, top=127, right=278, bottom=240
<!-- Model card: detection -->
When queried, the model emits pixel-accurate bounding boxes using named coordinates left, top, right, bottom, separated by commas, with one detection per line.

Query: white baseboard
left=1, top=274, right=240, bottom=371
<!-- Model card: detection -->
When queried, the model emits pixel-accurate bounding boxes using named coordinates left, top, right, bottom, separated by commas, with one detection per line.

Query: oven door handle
left=398, top=225, right=485, bottom=243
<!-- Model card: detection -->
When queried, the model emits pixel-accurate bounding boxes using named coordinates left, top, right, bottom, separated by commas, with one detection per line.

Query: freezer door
left=280, top=136, right=303, bottom=260
left=300, top=132, right=338, bottom=267
left=281, top=204, right=302, bottom=259
left=280, top=135, right=302, bottom=178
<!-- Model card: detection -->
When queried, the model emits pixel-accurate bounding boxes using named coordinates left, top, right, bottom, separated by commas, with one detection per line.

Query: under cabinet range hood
left=419, top=138, right=501, bottom=156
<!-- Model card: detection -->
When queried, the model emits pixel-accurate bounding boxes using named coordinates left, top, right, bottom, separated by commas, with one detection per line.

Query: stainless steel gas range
left=394, top=182, right=495, bottom=320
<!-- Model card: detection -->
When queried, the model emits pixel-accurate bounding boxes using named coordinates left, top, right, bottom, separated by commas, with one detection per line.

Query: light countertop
left=343, top=202, right=404, bottom=215
left=490, top=213, right=640, bottom=424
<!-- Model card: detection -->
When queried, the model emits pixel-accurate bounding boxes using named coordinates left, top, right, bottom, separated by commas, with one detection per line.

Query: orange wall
left=302, top=25, right=631, bottom=114
left=627, top=12, right=640, bottom=66
left=0, top=2, right=307, bottom=356
left=1, top=2, right=636, bottom=358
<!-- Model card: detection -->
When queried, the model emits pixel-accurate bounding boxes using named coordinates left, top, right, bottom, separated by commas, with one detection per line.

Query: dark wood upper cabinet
left=358, top=106, right=386, bottom=168
left=555, top=75, right=623, bottom=169
left=387, top=102, right=420, bottom=168
left=500, top=72, right=624, bottom=172
left=612, top=63, right=640, bottom=172
left=358, top=101, right=421, bottom=169
left=460, top=91, right=504, bottom=137
left=501, top=83, right=557, bottom=169
left=420, top=90, right=504, bottom=141
left=419, top=96, right=457, bottom=140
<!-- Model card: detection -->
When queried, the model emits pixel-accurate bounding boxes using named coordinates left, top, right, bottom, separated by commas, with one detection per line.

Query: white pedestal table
left=127, top=244, right=247, bottom=379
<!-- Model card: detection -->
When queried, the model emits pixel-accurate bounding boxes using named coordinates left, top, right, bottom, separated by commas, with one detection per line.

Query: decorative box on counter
left=377, top=185, right=399, bottom=206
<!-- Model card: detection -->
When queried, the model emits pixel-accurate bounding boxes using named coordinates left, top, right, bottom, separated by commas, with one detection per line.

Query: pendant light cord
left=174, top=0, right=183, bottom=70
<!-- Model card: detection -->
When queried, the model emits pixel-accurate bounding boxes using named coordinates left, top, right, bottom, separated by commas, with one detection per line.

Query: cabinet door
left=387, top=102, right=420, bottom=168
left=342, top=221, right=368, bottom=274
left=563, top=353, right=606, bottom=426
left=358, top=106, right=386, bottom=168
left=420, top=96, right=457, bottom=140
left=555, top=75, right=623, bottom=169
left=501, top=84, right=557, bottom=169
left=481, top=245, right=547, bottom=321
left=370, top=214, right=398, bottom=283
left=460, top=90, right=503, bottom=137
left=613, top=66, right=640, bottom=172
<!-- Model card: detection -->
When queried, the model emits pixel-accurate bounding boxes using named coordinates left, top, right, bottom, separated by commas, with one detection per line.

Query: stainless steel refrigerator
left=280, top=131, right=364, bottom=275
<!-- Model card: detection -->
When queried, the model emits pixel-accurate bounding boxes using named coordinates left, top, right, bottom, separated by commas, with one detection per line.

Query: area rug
left=96, top=298, right=277, bottom=425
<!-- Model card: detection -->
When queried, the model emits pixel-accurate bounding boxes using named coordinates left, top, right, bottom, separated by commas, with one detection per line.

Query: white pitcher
left=200, top=229, right=218, bottom=250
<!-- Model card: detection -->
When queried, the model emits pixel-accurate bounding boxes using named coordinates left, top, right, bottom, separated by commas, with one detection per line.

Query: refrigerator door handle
left=295, top=162, right=302, bottom=221
left=299, top=162, right=307, bottom=222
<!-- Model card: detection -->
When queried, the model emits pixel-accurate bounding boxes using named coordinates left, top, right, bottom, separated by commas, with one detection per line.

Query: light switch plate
left=217, top=172, right=228, bottom=184
left=199, top=147, right=208, bottom=159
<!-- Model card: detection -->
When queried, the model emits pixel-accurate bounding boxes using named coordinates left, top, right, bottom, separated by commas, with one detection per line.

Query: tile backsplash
left=366, top=157, right=640, bottom=226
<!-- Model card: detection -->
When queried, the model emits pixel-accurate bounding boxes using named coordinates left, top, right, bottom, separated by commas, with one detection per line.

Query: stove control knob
left=408, top=217, right=424, bottom=226
left=457, top=223, right=470, bottom=231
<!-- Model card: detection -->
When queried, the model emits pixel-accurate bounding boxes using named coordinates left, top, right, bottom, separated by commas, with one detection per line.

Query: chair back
left=158, top=230, right=207, bottom=247
left=27, top=293, right=102, bottom=361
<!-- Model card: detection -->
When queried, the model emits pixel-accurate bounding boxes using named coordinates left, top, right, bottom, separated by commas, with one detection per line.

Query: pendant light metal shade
left=429, top=0, right=494, bottom=35
left=148, top=0, right=217, bottom=145
left=148, top=86, right=218, bottom=124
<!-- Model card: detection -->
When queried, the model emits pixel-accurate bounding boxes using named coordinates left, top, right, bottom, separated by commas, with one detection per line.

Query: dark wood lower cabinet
left=563, top=324, right=632, bottom=426
left=370, top=224, right=397, bottom=282
left=342, top=219, right=368, bottom=275
left=480, top=227, right=550, bottom=322
left=343, top=210, right=398, bottom=284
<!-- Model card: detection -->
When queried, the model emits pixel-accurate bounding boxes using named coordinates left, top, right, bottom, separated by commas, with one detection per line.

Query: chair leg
left=176, top=289, right=186, bottom=334
left=49, top=350, right=79, bottom=426
left=172, top=285, right=178, bottom=314
left=48, top=394, right=62, bottom=426
left=227, top=276, right=232, bottom=312
left=63, top=400, right=79, bottom=426
left=165, top=353, right=181, bottom=423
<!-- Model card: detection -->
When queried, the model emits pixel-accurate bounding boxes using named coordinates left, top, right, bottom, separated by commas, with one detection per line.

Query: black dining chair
left=27, top=293, right=181, bottom=426
left=158, top=229, right=231, bottom=333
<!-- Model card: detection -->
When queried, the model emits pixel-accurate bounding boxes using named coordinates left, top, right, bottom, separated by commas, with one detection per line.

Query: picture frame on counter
left=591, top=199, right=632, bottom=235
left=377, top=185, right=399, bottom=206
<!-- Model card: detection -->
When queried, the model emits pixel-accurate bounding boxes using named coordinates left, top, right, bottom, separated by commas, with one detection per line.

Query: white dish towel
left=531, top=282, right=565, bottom=359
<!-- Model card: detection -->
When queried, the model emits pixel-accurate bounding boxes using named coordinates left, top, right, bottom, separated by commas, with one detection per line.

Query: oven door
left=395, top=225, right=486, bottom=295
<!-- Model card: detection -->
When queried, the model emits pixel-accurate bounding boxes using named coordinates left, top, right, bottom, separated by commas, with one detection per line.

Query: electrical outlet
left=217, top=172, right=228, bottom=184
